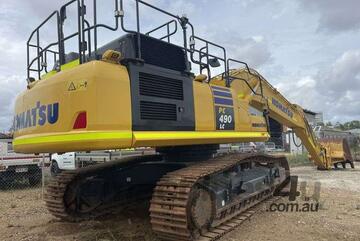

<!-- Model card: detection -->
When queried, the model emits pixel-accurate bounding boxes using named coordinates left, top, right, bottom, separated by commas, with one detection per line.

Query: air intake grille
left=139, top=72, right=184, bottom=100
left=140, top=101, right=177, bottom=121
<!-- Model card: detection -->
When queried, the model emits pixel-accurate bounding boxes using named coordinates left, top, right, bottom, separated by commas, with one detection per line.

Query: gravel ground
left=223, top=163, right=360, bottom=241
left=0, top=163, right=359, bottom=241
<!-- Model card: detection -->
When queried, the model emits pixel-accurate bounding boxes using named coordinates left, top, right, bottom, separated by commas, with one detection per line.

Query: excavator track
left=45, top=171, right=80, bottom=221
left=197, top=195, right=281, bottom=241
left=45, top=152, right=289, bottom=241
left=150, top=153, right=289, bottom=241
left=45, top=154, right=184, bottom=221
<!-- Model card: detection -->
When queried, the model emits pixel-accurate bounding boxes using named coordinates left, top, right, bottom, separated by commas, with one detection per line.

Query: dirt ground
left=0, top=163, right=359, bottom=241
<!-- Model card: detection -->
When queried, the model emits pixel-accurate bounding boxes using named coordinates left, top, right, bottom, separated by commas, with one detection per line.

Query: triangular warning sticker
left=68, top=82, right=76, bottom=91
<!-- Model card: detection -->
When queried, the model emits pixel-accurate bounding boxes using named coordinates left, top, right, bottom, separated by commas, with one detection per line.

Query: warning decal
left=67, top=80, right=88, bottom=92
left=68, top=82, right=76, bottom=91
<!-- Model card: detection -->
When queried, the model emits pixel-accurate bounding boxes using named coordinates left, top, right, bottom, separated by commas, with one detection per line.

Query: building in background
left=268, top=109, right=324, bottom=153
left=0, top=133, right=11, bottom=140
left=314, top=126, right=353, bottom=139
left=303, top=109, right=324, bottom=127
left=315, top=112, right=324, bottom=126
left=304, top=109, right=317, bottom=127
left=285, top=109, right=324, bottom=154
left=284, top=130, right=303, bottom=154
left=246, top=106, right=355, bottom=156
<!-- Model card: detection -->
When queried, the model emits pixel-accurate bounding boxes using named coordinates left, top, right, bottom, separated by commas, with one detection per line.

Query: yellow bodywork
left=13, top=60, right=351, bottom=170
left=13, top=60, right=269, bottom=153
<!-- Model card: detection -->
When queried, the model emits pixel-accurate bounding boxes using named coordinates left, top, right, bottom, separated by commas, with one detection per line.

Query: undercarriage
left=45, top=150, right=290, bottom=240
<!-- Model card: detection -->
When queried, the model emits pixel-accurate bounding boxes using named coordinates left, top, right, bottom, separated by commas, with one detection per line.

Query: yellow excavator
left=13, top=1, right=354, bottom=240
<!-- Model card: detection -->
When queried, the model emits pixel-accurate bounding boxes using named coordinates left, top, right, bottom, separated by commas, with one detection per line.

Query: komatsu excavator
left=13, top=1, right=354, bottom=240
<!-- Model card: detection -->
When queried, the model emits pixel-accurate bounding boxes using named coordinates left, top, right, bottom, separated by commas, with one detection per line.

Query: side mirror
left=209, top=58, right=221, bottom=68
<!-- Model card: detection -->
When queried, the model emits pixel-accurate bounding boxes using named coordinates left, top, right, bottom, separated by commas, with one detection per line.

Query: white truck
left=0, top=137, right=49, bottom=187
left=229, top=142, right=256, bottom=153
left=50, top=148, right=155, bottom=175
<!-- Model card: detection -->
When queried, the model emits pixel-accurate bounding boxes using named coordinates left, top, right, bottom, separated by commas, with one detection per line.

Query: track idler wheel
left=189, top=187, right=215, bottom=236
left=64, top=177, right=116, bottom=216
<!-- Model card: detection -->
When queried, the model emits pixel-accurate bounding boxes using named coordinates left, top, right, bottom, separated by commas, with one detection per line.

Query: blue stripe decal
left=213, top=90, right=232, bottom=98
left=211, top=86, right=230, bottom=92
left=214, top=97, right=233, bottom=106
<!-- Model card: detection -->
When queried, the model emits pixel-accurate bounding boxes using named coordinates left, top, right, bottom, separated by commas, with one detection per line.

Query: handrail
left=27, top=10, right=61, bottom=81
left=146, top=20, right=178, bottom=43
left=189, top=35, right=227, bottom=82
left=137, top=0, right=181, bottom=20
left=227, top=58, right=264, bottom=96
left=26, top=11, right=60, bottom=45
left=119, top=0, right=190, bottom=61
left=27, top=0, right=120, bottom=80
left=26, top=0, right=256, bottom=92
left=28, top=44, right=59, bottom=73
left=28, top=42, right=59, bottom=69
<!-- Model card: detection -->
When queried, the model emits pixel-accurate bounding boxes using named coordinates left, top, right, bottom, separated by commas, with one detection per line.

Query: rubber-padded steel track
left=150, top=153, right=289, bottom=241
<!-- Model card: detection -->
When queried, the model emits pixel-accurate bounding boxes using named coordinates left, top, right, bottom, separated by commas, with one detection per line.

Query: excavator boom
left=212, top=68, right=354, bottom=169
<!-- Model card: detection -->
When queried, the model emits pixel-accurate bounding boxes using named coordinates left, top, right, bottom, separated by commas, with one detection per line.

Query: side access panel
left=128, top=63, right=195, bottom=131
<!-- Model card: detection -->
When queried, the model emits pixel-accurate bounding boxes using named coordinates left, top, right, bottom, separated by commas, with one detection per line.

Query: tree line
left=323, top=120, right=360, bottom=131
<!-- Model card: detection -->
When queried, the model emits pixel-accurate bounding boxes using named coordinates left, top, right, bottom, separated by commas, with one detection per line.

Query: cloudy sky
left=0, top=0, right=360, bottom=131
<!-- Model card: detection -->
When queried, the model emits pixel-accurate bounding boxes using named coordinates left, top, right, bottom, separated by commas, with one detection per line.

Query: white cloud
left=299, top=0, right=360, bottom=32
left=226, top=37, right=272, bottom=68
left=276, top=50, right=360, bottom=122
left=252, top=35, right=264, bottom=43
left=296, top=76, right=316, bottom=88
left=317, top=50, right=360, bottom=97
left=0, top=75, right=25, bottom=132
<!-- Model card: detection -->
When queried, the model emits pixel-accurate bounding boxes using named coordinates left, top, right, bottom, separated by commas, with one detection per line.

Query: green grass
left=286, top=153, right=312, bottom=167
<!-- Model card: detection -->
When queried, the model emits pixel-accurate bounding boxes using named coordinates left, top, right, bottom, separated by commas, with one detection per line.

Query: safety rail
left=227, top=58, right=264, bottom=96
left=27, top=11, right=61, bottom=81
left=145, top=20, right=178, bottom=43
left=188, top=35, right=227, bottom=81
left=26, top=0, right=258, bottom=90
left=27, top=0, right=121, bottom=82
left=57, top=0, right=121, bottom=64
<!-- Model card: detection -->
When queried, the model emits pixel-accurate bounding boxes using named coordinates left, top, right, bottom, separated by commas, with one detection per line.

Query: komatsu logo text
left=272, top=98, right=293, bottom=118
left=14, top=102, right=59, bottom=131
